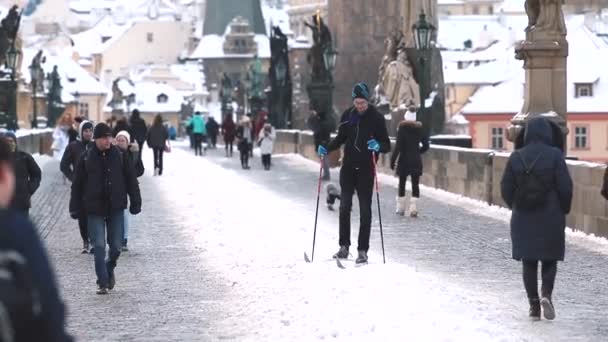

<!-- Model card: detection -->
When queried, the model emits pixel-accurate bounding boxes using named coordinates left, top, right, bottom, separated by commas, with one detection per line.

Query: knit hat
left=352, top=82, right=370, bottom=101
left=93, top=123, right=112, bottom=139
left=403, top=110, right=417, bottom=122
left=2, top=131, right=17, bottom=144
left=115, top=130, right=131, bottom=143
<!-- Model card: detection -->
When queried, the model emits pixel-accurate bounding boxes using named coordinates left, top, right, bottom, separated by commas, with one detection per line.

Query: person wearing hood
left=1, top=131, right=42, bottom=217
left=501, top=116, right=573, bottom=321
left=390, top=105, right=429, bottom=217
left=317, top=82, right=391, bottom=264
left=257, top=123, right=275, bottom=170
left=206, top=116, right=220, bottom=149
left=129, top=109, right=148, bottom=153
left=61, top=120, right=94, bottom=253
left=115, top=130, right=143, bottom=252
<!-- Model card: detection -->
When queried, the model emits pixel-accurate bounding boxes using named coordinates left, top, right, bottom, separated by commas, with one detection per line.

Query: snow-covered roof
left=69, top=0, right=179, bottom=18
left=132, top=82, right=183, bottom=112
left=262, top=4, right=292, bottom=37
left=288, top=36, right=312, bottom=49
left=438, top=15, right=527, bottom=50
left=189, top=34, right=271, bottom=59
left=20, top=49, right=108, bottom=102
left=444, top=56, right=518, bottom=85
left=71, top=15, right=134, bottom=57
left=438, top=0, right=465, bottom=5
left=498, top=0, right=526, bottom=13
left=461, top=18, right=608, bottom=115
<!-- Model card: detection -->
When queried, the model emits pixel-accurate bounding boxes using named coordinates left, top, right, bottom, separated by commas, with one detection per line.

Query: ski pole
left=309, top=156, right=324, bottom=262
left=371, top=152, right=386, bottom=264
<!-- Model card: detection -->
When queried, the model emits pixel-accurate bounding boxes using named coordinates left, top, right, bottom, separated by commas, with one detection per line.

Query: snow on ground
left=143, top=146, right=531, bottom=340
left=32, top=153, right=54, bottom=171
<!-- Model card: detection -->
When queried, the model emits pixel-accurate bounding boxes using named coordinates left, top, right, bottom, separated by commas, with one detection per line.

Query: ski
left=304, top=252, right=311, bottom=263
left=335, top=257, right=367, bottom=269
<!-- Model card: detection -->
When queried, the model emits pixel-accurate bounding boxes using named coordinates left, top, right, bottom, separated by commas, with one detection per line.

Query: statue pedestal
left=307, top=81, right=334, bottom=116
left=507, top=30, right=569, bottom=149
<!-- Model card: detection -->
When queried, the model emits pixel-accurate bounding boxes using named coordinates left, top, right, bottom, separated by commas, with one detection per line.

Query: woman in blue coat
left=501, top=117, right=573, bottom=321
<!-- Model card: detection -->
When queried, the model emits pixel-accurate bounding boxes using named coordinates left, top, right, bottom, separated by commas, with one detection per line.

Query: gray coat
left=500, top=117, right=573, bottom=261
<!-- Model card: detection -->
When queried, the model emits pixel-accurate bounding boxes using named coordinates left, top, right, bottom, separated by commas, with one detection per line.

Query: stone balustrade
left=274, top=129, right=608, bottom=238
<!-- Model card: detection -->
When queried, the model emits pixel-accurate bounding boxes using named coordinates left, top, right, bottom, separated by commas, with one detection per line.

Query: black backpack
left=514, top=152, right=548, bottom=211
left=0, top=226, right=42, bottom=342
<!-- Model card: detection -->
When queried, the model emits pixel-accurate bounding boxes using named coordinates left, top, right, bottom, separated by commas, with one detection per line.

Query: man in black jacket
left=60, top=120, right=94, bottom=253
left=70, top=123, right=142, bottom=294
left=2, top=131, right=42, bottom=216
left=0, top=138, right=73, bottom=342
left=129, top=109, right=148, bottom=153
left=317, top=83, right=391, bottom=264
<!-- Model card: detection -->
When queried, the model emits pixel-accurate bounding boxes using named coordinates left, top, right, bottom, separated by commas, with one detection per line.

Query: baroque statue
left=305, top=11, right=332, bottom=82
left=382, top=48, right=420, bottom=110
left=524, top=0, right=566, bottom=35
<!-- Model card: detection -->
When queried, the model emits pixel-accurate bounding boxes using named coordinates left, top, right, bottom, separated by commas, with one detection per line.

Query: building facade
left=287, top=0, right=327, bottom=41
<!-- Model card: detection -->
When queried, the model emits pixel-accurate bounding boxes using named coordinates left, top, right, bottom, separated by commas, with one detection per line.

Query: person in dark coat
left=317, top=82, right=391, bottom=264
left=390, top=106, right=429, bottom=217
left=308, top=110, right=335, bottom=180
left=222, top=114, right=236, bottom=157
left=129, top=109, right=148, bottom=153
left=0, top=138, right=73, bottom=342
left=67, top=116, right=84, bottom=143
left=206, top=116, right=220, bottom=149
left=70, top=123, right=141, bottom=294
left=60, top=120, right=94, bottom=253
left=601, top=166, right=608, bottom=200
left=236, top=116, right=253, bottom=169
left=500, top=116, right=573, bottom=321
left=146, top=114, right=169, bottom=176
left=1, top=131, right=41, bottom=216
left=112, top=117, right=130, bottom=139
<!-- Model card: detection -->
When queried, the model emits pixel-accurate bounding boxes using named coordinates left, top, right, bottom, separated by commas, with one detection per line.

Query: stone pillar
left=506, top=1, right=569, bottom=150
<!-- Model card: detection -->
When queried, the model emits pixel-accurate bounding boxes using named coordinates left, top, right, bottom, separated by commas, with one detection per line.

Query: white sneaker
left=395, top=196, right=406, bottom=216
left=409, top=197, right=418, bottom=217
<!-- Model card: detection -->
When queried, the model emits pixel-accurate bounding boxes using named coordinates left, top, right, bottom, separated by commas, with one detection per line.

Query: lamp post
left=6, top=45, right=19, bottom=130
left=28, top=60, right=41, bottom=128
left=322, top=43, right=337, bottom=116
left=412, top=11, right=435, bottom=137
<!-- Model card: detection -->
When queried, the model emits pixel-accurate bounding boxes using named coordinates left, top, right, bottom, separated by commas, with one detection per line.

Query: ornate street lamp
left=323, top=44, right=338, bottom=78
left=412, top=11, right=436, bottom=136
left=6, top=45, right=18, bottom=76
left=5, top=45, right=19, bottom=130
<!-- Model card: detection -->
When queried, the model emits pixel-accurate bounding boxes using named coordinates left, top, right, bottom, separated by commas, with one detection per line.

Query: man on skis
left=317, top=82, right=391, bottom=264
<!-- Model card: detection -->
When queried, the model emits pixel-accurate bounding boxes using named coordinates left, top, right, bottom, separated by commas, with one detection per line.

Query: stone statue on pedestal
left=305, top=11, right=332, bottom=82
left=524, top=0, right=566, bottom=34
left=382, top=48, right=420, bottom=110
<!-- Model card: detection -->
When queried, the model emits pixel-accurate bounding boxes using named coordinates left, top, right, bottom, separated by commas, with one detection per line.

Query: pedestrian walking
left=257, top=123, right=275, bottom=170
left=308, top=109, right=334, bottom=180
left=112, top=117, right=130, bottom=138
left=236, top=116, right=253, bottom=169
left=222, top=114, right=236, bottom=157
left=0, top=137, right=73, bottom=342
left=188, top=111, right=207, bottom=156
left=317, top=82, right=391, bottom=264
left=1, top=131, right=42, bottom=217
left=390, top=105, right=429, bottom=217
left=206, top=116, right=220, bottom=149
left=52, top=114, right=71, bottom=161
left=67, top=116, right=84, bottom=143
left=115, top=130, right=144, bottom=252
left=601, top=165, right=608, bottom=200
left=70, top=123, right=142, bottom=294
left=147, top=114, right=169, bottom=176
left=129, top=109, right=148, bottom=154
left=500, top=117, right=573, bottom=321
left=60, top=120, right=94, bottom=253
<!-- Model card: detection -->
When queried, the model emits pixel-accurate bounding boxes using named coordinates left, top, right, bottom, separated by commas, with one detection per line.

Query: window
left=575, top=83, right=593, bottom=97
left=147, top=32, right=154, bottom=43
left=490, top=126, right=504, bottom=150
left=79, top=102, right=89, bottom=118
left=157, top=94, right=168, bottom=103
left=573, top=125, right=588, bottom=149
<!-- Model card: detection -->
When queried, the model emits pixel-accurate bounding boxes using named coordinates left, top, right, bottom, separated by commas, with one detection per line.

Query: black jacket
left=0, top=209, right=73, bottom=342
left=206, top=119, right=220, bottom=137
left=308, top=114, right=334, bottom=148
left=602, top=166, right=608, bottom=200
left=10, top=151, right=42, bottom=211
left=112, top=121, right=131, bottom=139
left=60, top=139, right=91, bottom=181
left=327, top=105, right=391, bottom=169
left=70, top=145, right=141, bottom=217
left=147, top=125, right=168, bottom=149
left=500, top=117, right=573, bottom=261
left=130, top=116, right=148, bottom=144
left=390, top=121, right=429, bottom=176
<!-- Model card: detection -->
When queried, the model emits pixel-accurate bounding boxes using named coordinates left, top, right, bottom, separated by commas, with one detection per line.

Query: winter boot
left=96, top=285, right=109, bottom=295
left=122, top=239, right=129, bottom=252
left=395, top=196, right=406, bottom=216
left=355, top=250, right=368, bottom=264
left=528, top=298, right=541, bottom=321
left=333, top=246, right=349, bottom=259
left=82, top=240, right=89, bottom=254
left=409, top=197, right=419, bottom=217
left=540, top=296, right=555, bottom=320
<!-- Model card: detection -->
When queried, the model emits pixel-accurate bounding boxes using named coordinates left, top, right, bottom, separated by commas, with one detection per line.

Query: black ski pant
left=225, top=140, right=233, bottom=156
left=210, top=134, right=217, bottom=148
left=522, top=260, right=557, bottom=300
left=240, top=144, right=250, bottom=168
left=194, top=133, right=203, bottom=156
left=398, top=174, right=420, bottom=197
left=152, top=148, right=164, bottom=174
left=339, top=166, right=374, bottom=252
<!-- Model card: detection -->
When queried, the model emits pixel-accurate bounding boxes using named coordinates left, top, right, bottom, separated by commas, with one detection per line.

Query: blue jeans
left=88, top=211, right=124, bottom=287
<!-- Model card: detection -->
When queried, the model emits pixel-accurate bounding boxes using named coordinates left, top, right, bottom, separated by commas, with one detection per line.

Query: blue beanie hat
left=2, top=131, right=17, bottom=143
left=352, top=82, right=370, bottom=101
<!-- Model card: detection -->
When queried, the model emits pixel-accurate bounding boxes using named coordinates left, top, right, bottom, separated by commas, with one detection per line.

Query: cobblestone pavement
left=30, top=144, right=608, bottom=341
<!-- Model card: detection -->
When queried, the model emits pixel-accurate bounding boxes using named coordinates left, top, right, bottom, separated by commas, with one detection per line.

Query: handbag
left=164, top=142, right=172, bottom=153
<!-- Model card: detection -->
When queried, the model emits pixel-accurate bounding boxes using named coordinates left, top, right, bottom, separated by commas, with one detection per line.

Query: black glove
left=129, top=206, right=141, bottom=215
left=70, top=211, right=79, bottom=220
